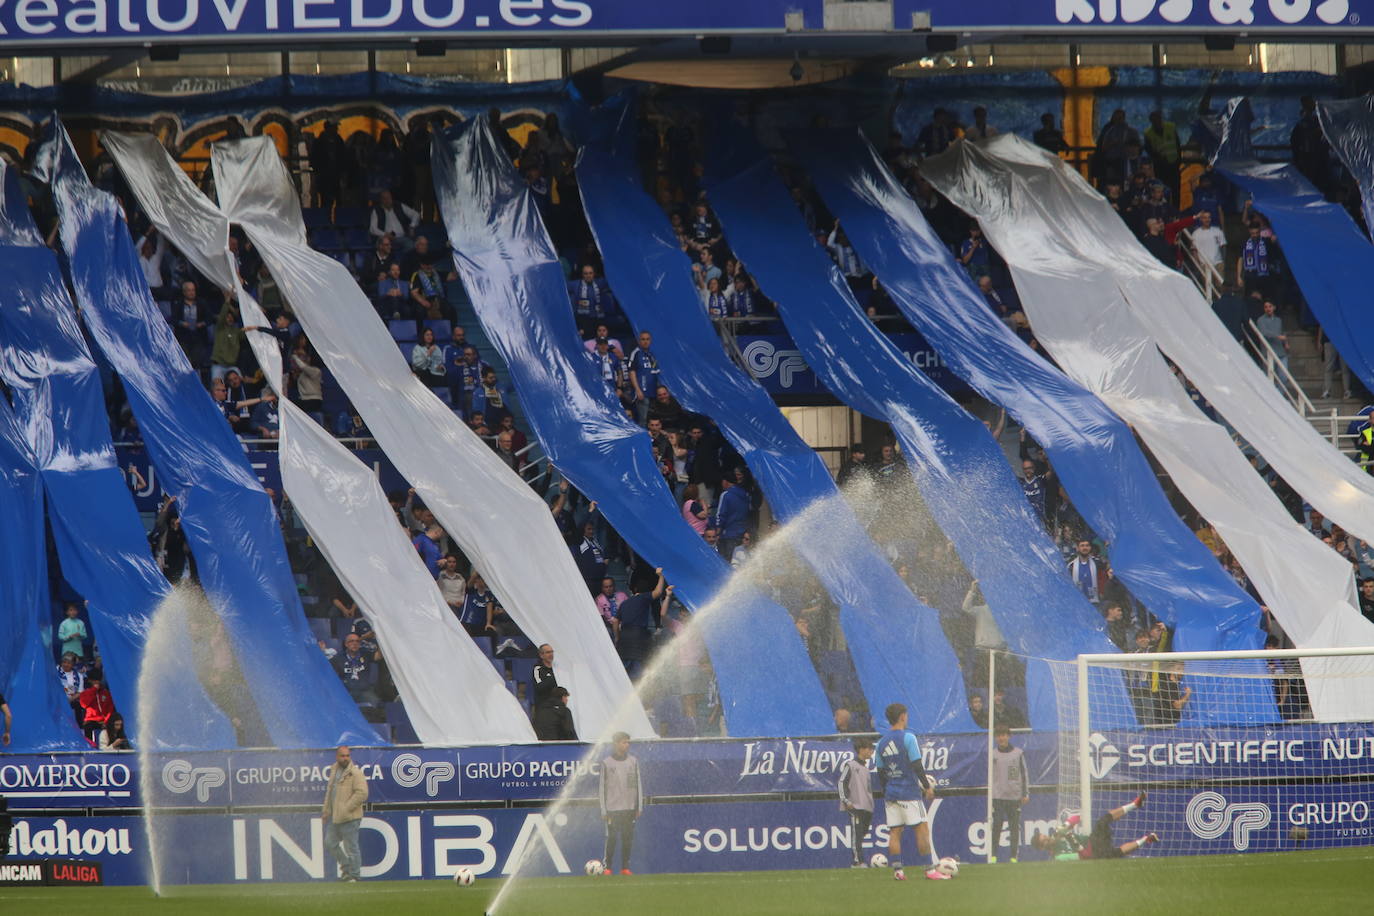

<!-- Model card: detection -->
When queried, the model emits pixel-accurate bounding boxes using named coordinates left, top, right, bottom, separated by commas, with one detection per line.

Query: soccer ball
left=585, top=859, right=605, bottom=875
left=935, top=857, right=960, bottom=877
left=869, top=852, right=889, bottom=868
left=453, top=867, right=475, bottom=886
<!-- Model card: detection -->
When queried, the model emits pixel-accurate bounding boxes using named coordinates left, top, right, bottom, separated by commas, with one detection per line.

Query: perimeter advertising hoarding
left=5, top=722, right=1373, bottom=811
left=8, top=781, right=1372, bottom=886
left=1, top=734, right=1045, bottom=810
left=901, top=0, right=1367, bottom=31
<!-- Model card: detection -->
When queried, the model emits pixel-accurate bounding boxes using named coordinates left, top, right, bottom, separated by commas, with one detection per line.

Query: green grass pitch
left=2, top=847, right=1370, bottom=914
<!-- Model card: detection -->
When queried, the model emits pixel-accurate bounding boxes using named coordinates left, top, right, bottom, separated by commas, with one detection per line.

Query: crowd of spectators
left=18, top=94, right=1368, bottom=747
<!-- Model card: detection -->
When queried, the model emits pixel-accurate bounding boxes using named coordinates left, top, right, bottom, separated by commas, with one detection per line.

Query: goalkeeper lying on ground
left=1031, top=792, right=1158, bottom=860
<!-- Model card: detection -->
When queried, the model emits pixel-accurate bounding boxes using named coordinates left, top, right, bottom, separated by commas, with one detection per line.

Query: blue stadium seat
left=389, top=320, right=417, bottom=342
left=155, top=300, right=172, bottom=320
left=311, top=227, right=343, bottom=251
left=344, top=227, right=371, bottom=251
left=334, top=206, right=368, bottom=229
left=424, top=319, right=451, bottom=340
left=508, top=658, right=536, bottom=692
left=307, top=618, right=332, bottom=642
left=302, top=208, right=330, bottom=229
left=433, top=387, right=452, bottom=406
left=385, top=702, right=420, bottom=744
left=471, top=636, right=494, bottom=658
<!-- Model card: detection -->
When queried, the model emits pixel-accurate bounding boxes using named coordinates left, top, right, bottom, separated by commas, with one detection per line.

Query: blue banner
left=577, top=136, right=976, bottom=735
left=899, top=0, right=1368, bottom=30
left=434, top=116, right=832, bottom=737
left=43, top=122, right=378, bottom=750
left=0, top=0, right=822, bottom=46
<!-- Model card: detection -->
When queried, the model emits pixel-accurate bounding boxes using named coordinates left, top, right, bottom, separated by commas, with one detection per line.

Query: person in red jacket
left=78, top=672, right=115, bottom=744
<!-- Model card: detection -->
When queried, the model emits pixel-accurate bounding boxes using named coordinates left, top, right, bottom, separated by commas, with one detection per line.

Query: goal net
left=1047, top=648, right=1374, bottom=857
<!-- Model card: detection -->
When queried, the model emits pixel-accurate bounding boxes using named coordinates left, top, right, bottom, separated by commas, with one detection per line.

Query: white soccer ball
left=584, top=859, right=605, bottom=876
left=869, top=852, right=889, bottom=868
left=453, top=867, right=475, bottom=886
left=936, top=856, right=960, bottom=877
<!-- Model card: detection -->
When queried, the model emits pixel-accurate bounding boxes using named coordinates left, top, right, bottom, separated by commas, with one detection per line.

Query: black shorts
left=1089, top=814, right=1124, bottom=860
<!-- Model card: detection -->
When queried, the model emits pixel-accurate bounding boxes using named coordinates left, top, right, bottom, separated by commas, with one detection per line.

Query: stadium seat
left=334, top=206, right=368, bottom=229
left=471, top=636, right=494, bottom=658
left=311, top=227, right=342, bottom=251
left=385, top=702, right=420, bottom=745
left=508, top=658, right=536, bottom=692
left=424, top=319, right=451, bottom=340
left=301, top=207, right=329, bottom=229
left=307, top=618, right=332, bottom=642
left=434, top=387, right=452, bottom=406
left=344, top=227, right=371, bottom=252
left=389, top=320, right=417, bottom=342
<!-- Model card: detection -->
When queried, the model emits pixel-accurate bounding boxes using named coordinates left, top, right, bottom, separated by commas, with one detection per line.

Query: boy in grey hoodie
left=838, top=736, right=876, bottom=867
left=990, top=723, right=1029, bottom=863
left=599, top=731, right=643, bottom=875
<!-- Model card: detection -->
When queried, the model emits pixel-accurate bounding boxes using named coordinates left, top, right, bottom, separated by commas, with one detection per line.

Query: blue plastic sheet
left=0, top=162, right=231, bottom=748
left=576, top=143, right=978, bottom=734
left=1320, top=95, right=1374, bottom=233
left=792, top=129, right=1268, bottom=661
left=432, top=117, right=832, bottom=738
left=707, top=137, right=1128, bottom=729
left=1218, top=156, right=1374, bottom=396
left=0, top=395, right=84, bottom=750
left=39, top=124, right=379, bottom=748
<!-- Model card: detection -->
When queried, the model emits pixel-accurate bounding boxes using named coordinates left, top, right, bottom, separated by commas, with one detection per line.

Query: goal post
left=1050, top=646, right=1374, bottom=858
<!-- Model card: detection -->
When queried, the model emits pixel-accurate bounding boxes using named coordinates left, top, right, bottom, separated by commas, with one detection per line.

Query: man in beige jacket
left=322, top=745, right=369, bottom=882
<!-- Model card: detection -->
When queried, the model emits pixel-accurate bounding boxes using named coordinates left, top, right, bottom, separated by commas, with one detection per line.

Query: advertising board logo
left=1054, top=0, right=1351, bottom=25
left=391, top=753, right=456, bottom=797
left=741, top=340, right=809, bottom=390
left=1186, top=791, right=1271, bottom=850
left=1087, top=732, right=1121, bottom=779
left=161, top=759, right=227, bottom=802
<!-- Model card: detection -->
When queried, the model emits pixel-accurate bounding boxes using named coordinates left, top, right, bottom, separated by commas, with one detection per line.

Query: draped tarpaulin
left=0, top=395, right=84, bottom=750
left=923, top=135, right=1372, bottom=722
left=1216, top=155, right=1374, bottom=394
left=789, top=128, right=1265, bottom=656
left=0, top=162, right=233, bottom=747
left=194, top=135, right=648, bottom=741
left=951, top=133, right=1374, bottom=550
left=101, top=131, right=542, bottom=745
left=706, top=139, right=1138, bottom=729
left=433, top=117, right=832, bottom=737
left=574, top=141, right=977, bottom=733
left=1319, top=94, right=1374, bottom=233
left=42, top=123, right=380, bottom=748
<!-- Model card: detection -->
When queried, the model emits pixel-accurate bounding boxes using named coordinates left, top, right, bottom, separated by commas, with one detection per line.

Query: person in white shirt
left=369, top=189, right=420, bottom=251
left=138, top=230, right=170, bottom=299
left=1189, top=209, right=1227, bottom=275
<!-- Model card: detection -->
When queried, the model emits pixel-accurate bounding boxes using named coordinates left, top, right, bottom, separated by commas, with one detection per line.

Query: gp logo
left=390, top=753, right=456, bottom=797
left=1186, top=791, right=1271, bottom=850
left=161, top=759, right=227, bottom=802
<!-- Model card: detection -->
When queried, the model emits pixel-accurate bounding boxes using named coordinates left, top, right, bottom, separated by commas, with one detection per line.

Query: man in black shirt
left=614, top=568, right=666, bottom=679
left=532, top=643, right=560, bottom=708
left=533, top=687, right=578, bottom=741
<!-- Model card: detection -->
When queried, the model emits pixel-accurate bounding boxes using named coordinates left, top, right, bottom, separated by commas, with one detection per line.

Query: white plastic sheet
left=957, top=134, right=1374, bottom=547
left=923, top=136, right=1374, bottom=721
left=209, top=136, right=648, bottom=739
left=103, top=132, right=535, bottom=744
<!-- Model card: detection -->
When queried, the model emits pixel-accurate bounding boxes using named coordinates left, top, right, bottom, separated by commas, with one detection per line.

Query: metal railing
left=1242, top=318, right=1315, bottom=417
left=1174, top=227, right=1224, bottom=303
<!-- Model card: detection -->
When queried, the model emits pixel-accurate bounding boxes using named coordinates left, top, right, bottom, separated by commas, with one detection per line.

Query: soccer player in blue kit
left=875, top=702, right=946, bottom=881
